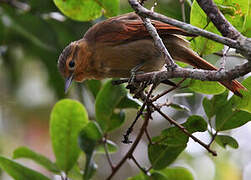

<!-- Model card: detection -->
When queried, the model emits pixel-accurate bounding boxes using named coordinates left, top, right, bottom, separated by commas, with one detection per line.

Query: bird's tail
left=164, top=35, right=246, bottom=96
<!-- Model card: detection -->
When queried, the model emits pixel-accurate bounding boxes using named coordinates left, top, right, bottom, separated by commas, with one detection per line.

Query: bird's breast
left=87, top=39, right=165, bottom=79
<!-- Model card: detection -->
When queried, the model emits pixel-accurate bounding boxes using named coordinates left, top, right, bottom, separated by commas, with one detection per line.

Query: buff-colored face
left=58, top=40, right=92, bottom=93
left=58, top=41, right=80, bottom=93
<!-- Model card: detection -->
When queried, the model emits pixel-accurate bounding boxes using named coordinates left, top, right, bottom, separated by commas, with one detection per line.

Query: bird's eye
left=68, top=60, right=75, bottom=70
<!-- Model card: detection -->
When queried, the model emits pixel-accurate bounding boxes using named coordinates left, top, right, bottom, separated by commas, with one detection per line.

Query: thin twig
left=189, top=20, right=211, bottom=42
left=196, top=0, right=241, bottom=39
left=146, top=166, right=152, bottom=172
left=130, top=155, right=148, bottom=175
left=122, top=101, right=146, bottom=144
left=144, top=128, right=152, bottom=144
left=128, top=0, right=251, bottom=86
left=134, top=62, right=251, bottom=83
left=219, top=46, right=230, bottom=70
left=179, top=0, right=186, bottom=22
left=213, top=52, right=245, bottom=59
left=122, top=84, right=156, bottom=144
left=106, top=107, right=151, bottom=180
left=137, top=85, right=216, bottom=155
left=128, top=0, right=251, bottom=55
left=151, top=78, right=186, bottom=101
left=208, top=131, right=218, bottom=147
left=103, top=135, right=114, bottom=170
left=150, top=103, right=217, bottom=156
left=139, top=0, right=147, bottom=5
left=140, top=17, right=176, bottom=67
left=150, top=0, right=158, bottom=12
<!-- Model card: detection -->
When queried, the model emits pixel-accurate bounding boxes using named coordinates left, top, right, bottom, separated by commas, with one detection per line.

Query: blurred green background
left=0, top=0, right=250, bottom=179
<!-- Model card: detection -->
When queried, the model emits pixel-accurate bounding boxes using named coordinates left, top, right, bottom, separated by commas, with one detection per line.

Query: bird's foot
left=126, top=63, right=145, bottom=93
left=165, top=64, right=177, bottom=71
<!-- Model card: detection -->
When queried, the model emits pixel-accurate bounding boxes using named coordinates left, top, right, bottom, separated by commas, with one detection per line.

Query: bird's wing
left=84, top=13, right=195, bottom=44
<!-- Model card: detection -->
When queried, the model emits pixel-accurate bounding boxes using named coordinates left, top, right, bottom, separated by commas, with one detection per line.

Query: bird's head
left=57, top=40, right=90, bottom=93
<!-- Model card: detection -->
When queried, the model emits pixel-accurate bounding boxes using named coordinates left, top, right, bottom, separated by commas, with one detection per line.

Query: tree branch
left=106, top=108, right=151, bottom=180
left=141, top=17, right=176, bottom=67
left=196, top=0, right=241, bottom=39
left=128, top=0, right=251, bottom=59
left=134, top=61, right=251, bottom=84
left=128, top=0, right=251, bottom=83
left=151, top=103, right=217, bottom=156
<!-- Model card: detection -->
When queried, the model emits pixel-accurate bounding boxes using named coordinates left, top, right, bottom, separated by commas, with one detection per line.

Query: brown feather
left=58, top=12, right=245, bottom=96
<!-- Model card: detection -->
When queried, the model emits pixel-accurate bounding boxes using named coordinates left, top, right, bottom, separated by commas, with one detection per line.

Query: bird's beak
left=65, top=73, right=74, bottom=93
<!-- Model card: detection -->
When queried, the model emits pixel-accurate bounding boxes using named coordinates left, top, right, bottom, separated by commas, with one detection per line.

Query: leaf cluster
left=0, top=0, right=250, bottom=180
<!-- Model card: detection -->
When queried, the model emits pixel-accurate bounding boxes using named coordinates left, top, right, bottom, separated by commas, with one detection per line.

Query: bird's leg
left=128, top=63, right=145, bottom=84
left=126, top=62, right=145, bottom=93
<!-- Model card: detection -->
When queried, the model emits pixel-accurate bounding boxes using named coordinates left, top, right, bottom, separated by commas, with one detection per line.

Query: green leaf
left=50, top=99, right=88, bottom=173
left=203, top=91, right=229, bottom=117
left=215, top=135, right=239, bottom=149
left=13, top=147, right=59, bottom=173
left=117, top=95, right=140, bottom=109
left=96, top=140, right=118, bottom=154
left=83, top=155, right=97, bottom=180
left=159, top=167, right=194, bottom=180
left=68, top=165, right=83, bottom=180
left=190, top=0, right=250, bottom=54
left=107, top=111, right=126, bottom=132
left=202, top=91, right=251, bottom=131
left=3, top=6, right=57, bottom=51
left=127, top=172, right=146, bottom=180
left=0, top=156, right=50, bottom=180
left=95, top=80, right=128, bottom=132
left=242, top=4, right=251, bottom=37
left=169, top=103, right=190, bottom=112
left=203, top=97, right=215, bottom=119
left=150, top=172, right=167, bottom=180
left=78, top=122, right=101, bottom=180
left=53, top=0, right=102, bottom=21
left=190, top=1, right=223, bottom=54
left=214, top=0, right=250, bottom=34
left=232, top=76, right=251, bottom=113
left=148, top=128, right=187, bottom=170
left=53, top=0, right=119, bottom=21
left=78, top=121, right=103, bottom=154
left=175, top=61, right=189, bottom=68
left=216, top=108, right=251, bottom=131
left=99, top=0, right=119, bottom=17
left=85, top=80, right=102, bottom=98
left=184, top=115, right=208, bottom=133
left=154, top=0, right=191, bottom=21
left=189, top=80, right=226, bottom=95
left=128, top=167, right=194, bottom=180
left=148, top=142, right=186, bottom=170
left=148, top=115, right=206, bottom=169
left=28, top=0, right=57, bottom=13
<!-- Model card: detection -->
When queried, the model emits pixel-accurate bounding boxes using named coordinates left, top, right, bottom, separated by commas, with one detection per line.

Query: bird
left=58, top=12, right=245, bottom=96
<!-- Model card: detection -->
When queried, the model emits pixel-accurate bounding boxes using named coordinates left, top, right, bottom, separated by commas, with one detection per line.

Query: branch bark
left=135, top=61, right=251, bottom=83
left=196, top=0, right=241, bottom=39
left=128, top=0, right=251, bottom=83
left=141, top=17, right=176, bottom=67
left=128, top=0, right=251, bottom=59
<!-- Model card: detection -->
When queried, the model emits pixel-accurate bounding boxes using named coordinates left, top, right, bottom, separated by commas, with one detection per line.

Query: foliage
left=190, top=0, right=250, bottom=55
left=0, top=0, right=250, bottom=180
left=54, top=0, right=119, bottom=21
